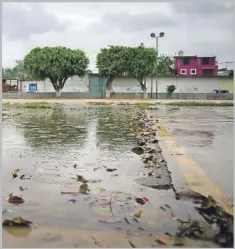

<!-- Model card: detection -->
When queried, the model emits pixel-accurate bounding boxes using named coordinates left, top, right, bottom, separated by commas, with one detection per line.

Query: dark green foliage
left=166, top=85, right=176, bottom=95
left=24, top=46, right=89, bottom=92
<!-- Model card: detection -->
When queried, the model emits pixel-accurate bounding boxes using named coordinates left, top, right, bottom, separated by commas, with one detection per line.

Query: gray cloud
left=2, top=2, right=234, bottom=70
left=2, top=3, right=71, bottom=40
left=93, top=11, right=178, bottom=34
left=172, top=1, right=233, bottom=15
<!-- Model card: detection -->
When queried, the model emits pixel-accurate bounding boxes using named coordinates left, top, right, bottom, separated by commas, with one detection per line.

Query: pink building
left=174, top=55, right=218, bottom=77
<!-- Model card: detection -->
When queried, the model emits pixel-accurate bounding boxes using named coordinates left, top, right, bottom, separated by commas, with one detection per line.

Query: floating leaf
left=133, top=218, right=140, bottom=223
left=8, top=194, right=24, bottom=205
left=11, top=169, right=19, bottom=178
left=135, top=197, right=149, bottom=205
left=124, top=217, right=130, bottom=224
left=79, top=183, right=89, bottom=193
left=134, top=210, right=143, bottom=218
left=160, top=206, right=166, bottom=211
left=171, top=215, right=177, bottom=220
left=164, top=204, right=171, bottom=208
left=106, top=168, right=117, bottom=172
left=2, top=217, right=33, bottom=227
left=128, top=240, right=137, bottom=248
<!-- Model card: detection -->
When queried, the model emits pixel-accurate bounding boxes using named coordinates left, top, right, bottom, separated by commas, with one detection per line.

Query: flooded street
left=2, top=104, right=233, bottom=247
left=148, top=106, right=234, bottom=200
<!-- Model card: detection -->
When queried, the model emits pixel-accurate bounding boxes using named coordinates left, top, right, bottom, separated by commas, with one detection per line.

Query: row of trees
left=3, top=46, right=175, bottom=97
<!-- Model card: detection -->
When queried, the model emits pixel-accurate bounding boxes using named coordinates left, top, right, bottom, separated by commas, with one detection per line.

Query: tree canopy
left=2, top=67, right=18, bottom=79
left=2, top=60, right=31, bottom=80
left=127, top=46, right=156, bottom=96
left=96, top=45, right=156, bottom=98
left=153, top=54, right=175, bottom=76
left=24, top=46, right=89, bottom=93
left=96, top=46, right=129, bottom=87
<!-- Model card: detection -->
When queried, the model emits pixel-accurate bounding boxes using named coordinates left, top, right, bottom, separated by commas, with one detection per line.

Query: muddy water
left=148, top=105, right=234, bottom=200
left=2, top=105, right=212, bottom=247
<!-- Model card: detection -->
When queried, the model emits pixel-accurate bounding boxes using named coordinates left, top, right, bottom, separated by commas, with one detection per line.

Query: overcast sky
left=2, top=1, right=234, bottom=71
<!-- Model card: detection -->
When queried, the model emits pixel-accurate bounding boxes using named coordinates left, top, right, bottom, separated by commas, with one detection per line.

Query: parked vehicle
left=213, top=89, right=229, bottom=93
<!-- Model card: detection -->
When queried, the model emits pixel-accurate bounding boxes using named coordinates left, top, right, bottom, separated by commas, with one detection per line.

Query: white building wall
left=21, top=80, right=45, bottom=93
left=112, top=77, right=222, bottom=93
left=20, top=75, right=232, bottom=94
left=21, top=76, right=89, bottom=93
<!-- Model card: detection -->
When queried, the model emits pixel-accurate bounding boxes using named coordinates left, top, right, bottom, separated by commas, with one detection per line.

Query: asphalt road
left=149, top=106, right=234, bottom=201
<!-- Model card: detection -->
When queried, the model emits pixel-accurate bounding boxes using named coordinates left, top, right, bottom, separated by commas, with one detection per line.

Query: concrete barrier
left=2, top=92, right=234, bottom=100
left=111, top=92, right=234, bottom=100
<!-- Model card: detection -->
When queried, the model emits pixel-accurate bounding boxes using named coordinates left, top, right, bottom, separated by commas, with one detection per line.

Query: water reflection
left=96, top=106, right=136, bottom=152
left=3, top=227, right=33, bottom=238
left=13, top=108, right=88, bottom=149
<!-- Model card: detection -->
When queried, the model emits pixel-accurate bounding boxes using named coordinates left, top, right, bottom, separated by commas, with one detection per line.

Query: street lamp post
left=150, top=32, right=165, bottom=99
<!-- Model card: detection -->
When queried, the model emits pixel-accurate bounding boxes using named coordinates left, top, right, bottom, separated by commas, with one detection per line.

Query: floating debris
left=133, top=210, right=143, bottom=218
left=124, top=217, right=131, bottom=224
left=11, top=169, right=20, bottom=179
left=7, top=194, right=24, bottom=205
left=79, top=183, right=89, bottom=193
left=135, top=197, right=149, bottom=205
left=131, top=146, right=144, bottom=155
left=106, top=168, right=117, bottom=172
left=2, top=217, right=34, bottom=227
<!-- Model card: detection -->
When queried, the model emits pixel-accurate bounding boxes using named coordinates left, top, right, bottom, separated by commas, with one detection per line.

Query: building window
left=202, top=57, right=210, bottom=65
left=190, top=69, right=197, bottom=75
left=180, top=69, right=187, bottom=75
left=183, top=58, right=190, bottom=65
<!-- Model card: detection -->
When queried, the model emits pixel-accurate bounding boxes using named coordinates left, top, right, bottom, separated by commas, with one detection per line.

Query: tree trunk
left=106, top=79, right=113, bottom=99
left=56, top=89, right=62, bottom=97
left=140, top=79, right=148, bottom=99
left=143, top=88, right=148, bottom=99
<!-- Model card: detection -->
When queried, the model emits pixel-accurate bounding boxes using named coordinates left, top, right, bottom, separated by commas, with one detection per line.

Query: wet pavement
left=2, top=104, right=233, bottom=247
left=147, top=106, right=234, bottom=201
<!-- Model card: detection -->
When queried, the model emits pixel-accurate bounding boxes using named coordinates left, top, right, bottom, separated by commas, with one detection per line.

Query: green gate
left=89, top=74, right=107, bottom=98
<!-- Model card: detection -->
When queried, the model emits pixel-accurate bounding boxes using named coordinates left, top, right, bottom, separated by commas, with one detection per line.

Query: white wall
left=20, top=75, right=233, bottom=94
left=21, top=76, right=89, bottom=93
left=112, top=77, right=227, bottom=93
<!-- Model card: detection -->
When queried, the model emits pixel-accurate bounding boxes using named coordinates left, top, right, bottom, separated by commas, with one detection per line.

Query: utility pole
left=150, top=32, right=165, bottom=99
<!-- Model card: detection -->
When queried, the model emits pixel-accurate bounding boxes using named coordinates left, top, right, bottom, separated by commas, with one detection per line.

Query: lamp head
left=150, top=33, right=155, bottom=38
left=159, top=32, right=165, bottom=38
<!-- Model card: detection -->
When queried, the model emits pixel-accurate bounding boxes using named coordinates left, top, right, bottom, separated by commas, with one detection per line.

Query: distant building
left=217, top=68, right=234, bottom=77
left=174, top=51, right=218, bottom=77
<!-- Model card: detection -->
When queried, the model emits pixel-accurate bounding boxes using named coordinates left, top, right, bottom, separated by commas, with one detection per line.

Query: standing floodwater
left=2, top=104, right=233, bottom=248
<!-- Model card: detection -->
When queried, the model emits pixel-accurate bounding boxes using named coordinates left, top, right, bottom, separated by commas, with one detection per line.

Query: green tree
left=2, top=68, right=18, bottom=79
left=96, top=46, right=129, bottom=98
left=153, top=54, right=175, bottom=76
left=24, top=46, right=89, bottom=96
left=127, top=46, right=156, bottom=99
left=3, top=60, right=37, bottom=80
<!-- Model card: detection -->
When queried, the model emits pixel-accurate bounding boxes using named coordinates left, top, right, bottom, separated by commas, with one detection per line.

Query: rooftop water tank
left=178, top=50, right=184, bottom=56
